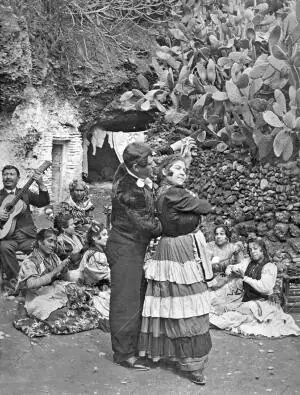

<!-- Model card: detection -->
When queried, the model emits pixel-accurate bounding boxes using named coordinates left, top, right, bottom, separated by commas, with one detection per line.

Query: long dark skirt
left=106, top=231, right=148, bottom=363
left=139, top=234, right=212, bottom=373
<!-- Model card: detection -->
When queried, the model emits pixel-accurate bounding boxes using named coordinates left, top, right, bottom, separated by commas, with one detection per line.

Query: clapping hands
left=226, top=265, right=244, bottom=278
left=52, top=259, right=69, bottom=279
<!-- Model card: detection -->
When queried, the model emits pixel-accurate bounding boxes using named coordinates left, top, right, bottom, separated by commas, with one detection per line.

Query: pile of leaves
left=120, top=0, right=300, bottom=163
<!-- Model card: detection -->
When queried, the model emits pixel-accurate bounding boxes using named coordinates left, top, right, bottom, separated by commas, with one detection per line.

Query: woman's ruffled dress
left=139, top=184, right=213, bottom=371
left=140, top=234, right=211, bottom=367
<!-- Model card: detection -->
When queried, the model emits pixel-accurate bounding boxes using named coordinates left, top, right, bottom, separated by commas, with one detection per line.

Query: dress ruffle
left=139, top=331, right=212, bottom=361
left=142, top=291, right=211, bottom=319
left=144, top=233, right=210, bottom=284
left=145, top=280, right=208, bottom=298
left=140, top=315, right=209, bottom=339
left=144, top=259, right=205, bottom=284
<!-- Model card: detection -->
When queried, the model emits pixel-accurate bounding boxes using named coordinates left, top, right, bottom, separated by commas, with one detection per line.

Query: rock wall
left=188, top=148, right=300, bottom=273
left=0, top=4, right=32, bottom=111
left=0, top=87, right=82, bottom=202
left=0, top=4, right=160, bottom=202
left=190, top=149, right=300, bottom=243
left=0, top=4, right=157, bottom=127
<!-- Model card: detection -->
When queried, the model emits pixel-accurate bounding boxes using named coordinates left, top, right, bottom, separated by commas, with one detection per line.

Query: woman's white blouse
left=227, top=260, right=278, bottom=295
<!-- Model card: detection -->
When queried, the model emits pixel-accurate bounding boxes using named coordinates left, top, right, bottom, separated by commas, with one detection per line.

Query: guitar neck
left=10, top=178, right=35, bottom=207
left=9, top=161, right=51, bottom=208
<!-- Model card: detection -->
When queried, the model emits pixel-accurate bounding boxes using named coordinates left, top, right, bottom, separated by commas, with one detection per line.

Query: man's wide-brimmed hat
left=123, top=142, right=152, bottom=168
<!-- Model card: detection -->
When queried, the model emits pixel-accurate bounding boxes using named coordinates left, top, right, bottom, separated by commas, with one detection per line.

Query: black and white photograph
left=0, top=0, right=300, bottom=394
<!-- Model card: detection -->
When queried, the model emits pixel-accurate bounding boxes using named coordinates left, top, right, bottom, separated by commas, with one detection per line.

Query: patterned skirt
left=13, top=283, right=110, bottom=337
left=139, top=233, right=212, bottom=372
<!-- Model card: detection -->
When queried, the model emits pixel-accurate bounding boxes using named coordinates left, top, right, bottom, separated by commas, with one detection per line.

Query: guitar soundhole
left=5, top=204, right=13, bottom=212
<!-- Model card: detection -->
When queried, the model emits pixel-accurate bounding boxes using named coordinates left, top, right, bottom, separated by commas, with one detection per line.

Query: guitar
left=0, top=161, right=52, bottom=240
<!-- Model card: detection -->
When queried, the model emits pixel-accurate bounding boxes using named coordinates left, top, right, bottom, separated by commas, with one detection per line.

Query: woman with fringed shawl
left=139, top=154, right=213, bottom=385
left=14, top=228, right=109, bottom=337
left=56, top=179, right=95, bottom=237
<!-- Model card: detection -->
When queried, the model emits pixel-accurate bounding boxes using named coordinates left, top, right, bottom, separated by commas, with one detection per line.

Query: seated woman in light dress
left=208, top=225, right=244, bottom=273
left=79, top=223, right=110, bottom=289
left=210, top=238, right=300, bottom=338
left=207, top=225, right=245, bottom=313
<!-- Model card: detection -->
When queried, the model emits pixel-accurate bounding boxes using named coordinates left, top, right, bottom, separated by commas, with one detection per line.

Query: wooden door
left=51, top=143, right=63, bottom=202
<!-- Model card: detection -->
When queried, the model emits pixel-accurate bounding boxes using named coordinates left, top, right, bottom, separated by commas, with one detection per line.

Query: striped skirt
left=139, top=233, right=212, bottom=372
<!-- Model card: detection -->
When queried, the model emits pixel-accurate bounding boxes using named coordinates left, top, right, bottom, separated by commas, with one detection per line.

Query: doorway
left=51, top=142, right=65, bottom=202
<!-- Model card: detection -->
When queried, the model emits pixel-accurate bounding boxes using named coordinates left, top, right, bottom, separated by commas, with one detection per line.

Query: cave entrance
left=88, top=134, right=119, bottom=182
left=84, top=127, right=146, bottom=184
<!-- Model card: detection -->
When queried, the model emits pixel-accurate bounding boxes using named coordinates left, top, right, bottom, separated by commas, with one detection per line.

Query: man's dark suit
left=0, top=188, right=50, bottom=280
left=106, top=165, right=162, bottom=363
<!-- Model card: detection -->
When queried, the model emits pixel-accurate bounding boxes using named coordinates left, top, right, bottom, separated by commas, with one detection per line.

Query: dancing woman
left=139, top=155, right=213, bottom=385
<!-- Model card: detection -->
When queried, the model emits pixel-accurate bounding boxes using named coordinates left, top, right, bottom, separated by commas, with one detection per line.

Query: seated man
left=0, top=165, right=50, bottom=286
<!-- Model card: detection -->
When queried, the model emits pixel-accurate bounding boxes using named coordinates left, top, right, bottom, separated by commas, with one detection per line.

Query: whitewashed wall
left=0, top=87, right=83, bottom=204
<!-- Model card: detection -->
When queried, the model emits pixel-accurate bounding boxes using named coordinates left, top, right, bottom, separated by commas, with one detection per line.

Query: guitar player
left=0, top=165, right=50, bottom=286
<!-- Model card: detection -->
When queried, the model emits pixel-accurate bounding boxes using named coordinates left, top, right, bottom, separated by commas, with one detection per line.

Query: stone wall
left=189, top=148, right=300, bottom=268
left=190, top=149, right=300, bottom=241
left=0, top=87, right=82, bottom=203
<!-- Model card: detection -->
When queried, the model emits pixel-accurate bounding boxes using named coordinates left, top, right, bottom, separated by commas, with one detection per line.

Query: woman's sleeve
left=165, top=187, right=211, bottom=214
left=84, top=253, right=110, bottom=281
left=243, top=263, right=277, bottom=295
left=26, top=272, right=54, bottom=289
left=17, top=259, right=40, bottom=289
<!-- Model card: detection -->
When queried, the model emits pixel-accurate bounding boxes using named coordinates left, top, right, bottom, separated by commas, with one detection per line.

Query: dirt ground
left=1, top=183, right=300, bottom=395
left=1, top=298, right=299, bottom=395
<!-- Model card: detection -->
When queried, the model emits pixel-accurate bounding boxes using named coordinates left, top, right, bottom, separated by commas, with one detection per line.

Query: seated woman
left=210, top=238, right=300, bottom=338
left=14, top=228, right=109, bottom=337
left=55, top=179, right=95, bottom=237
left=54, top=213, right=84, bottom=268
left=208, top=225, right=245, bottom=314
left=79, top=223, right=110, bottom=318
left=80, top=223, right=110, bottom=288
left=208, top=225, right=244, bottom=273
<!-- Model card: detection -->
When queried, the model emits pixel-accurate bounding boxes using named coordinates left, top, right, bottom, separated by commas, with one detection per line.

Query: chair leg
left=282, top=278, right=289, bottom=313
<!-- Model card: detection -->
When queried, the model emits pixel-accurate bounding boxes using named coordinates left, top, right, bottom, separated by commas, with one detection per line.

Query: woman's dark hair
left=2, top=165, right=20, bottom=177
left=86, top=223, right=106, bottom=247
left=54, top=213, right=73, bottom=234
left=157, top=154, right=186, bottom=184
left=247, top=237, right=270, bottom=263
left=35, top=228, right=58, bottom=247
left=214, top=225, right=231, bottom=242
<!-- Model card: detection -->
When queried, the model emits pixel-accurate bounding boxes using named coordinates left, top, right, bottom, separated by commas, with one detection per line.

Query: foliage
left=3, top=0, right=179, bottom=93
left=15, top=128, right=42, bottom=158
left=120, top=0, right=300, bottom=162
